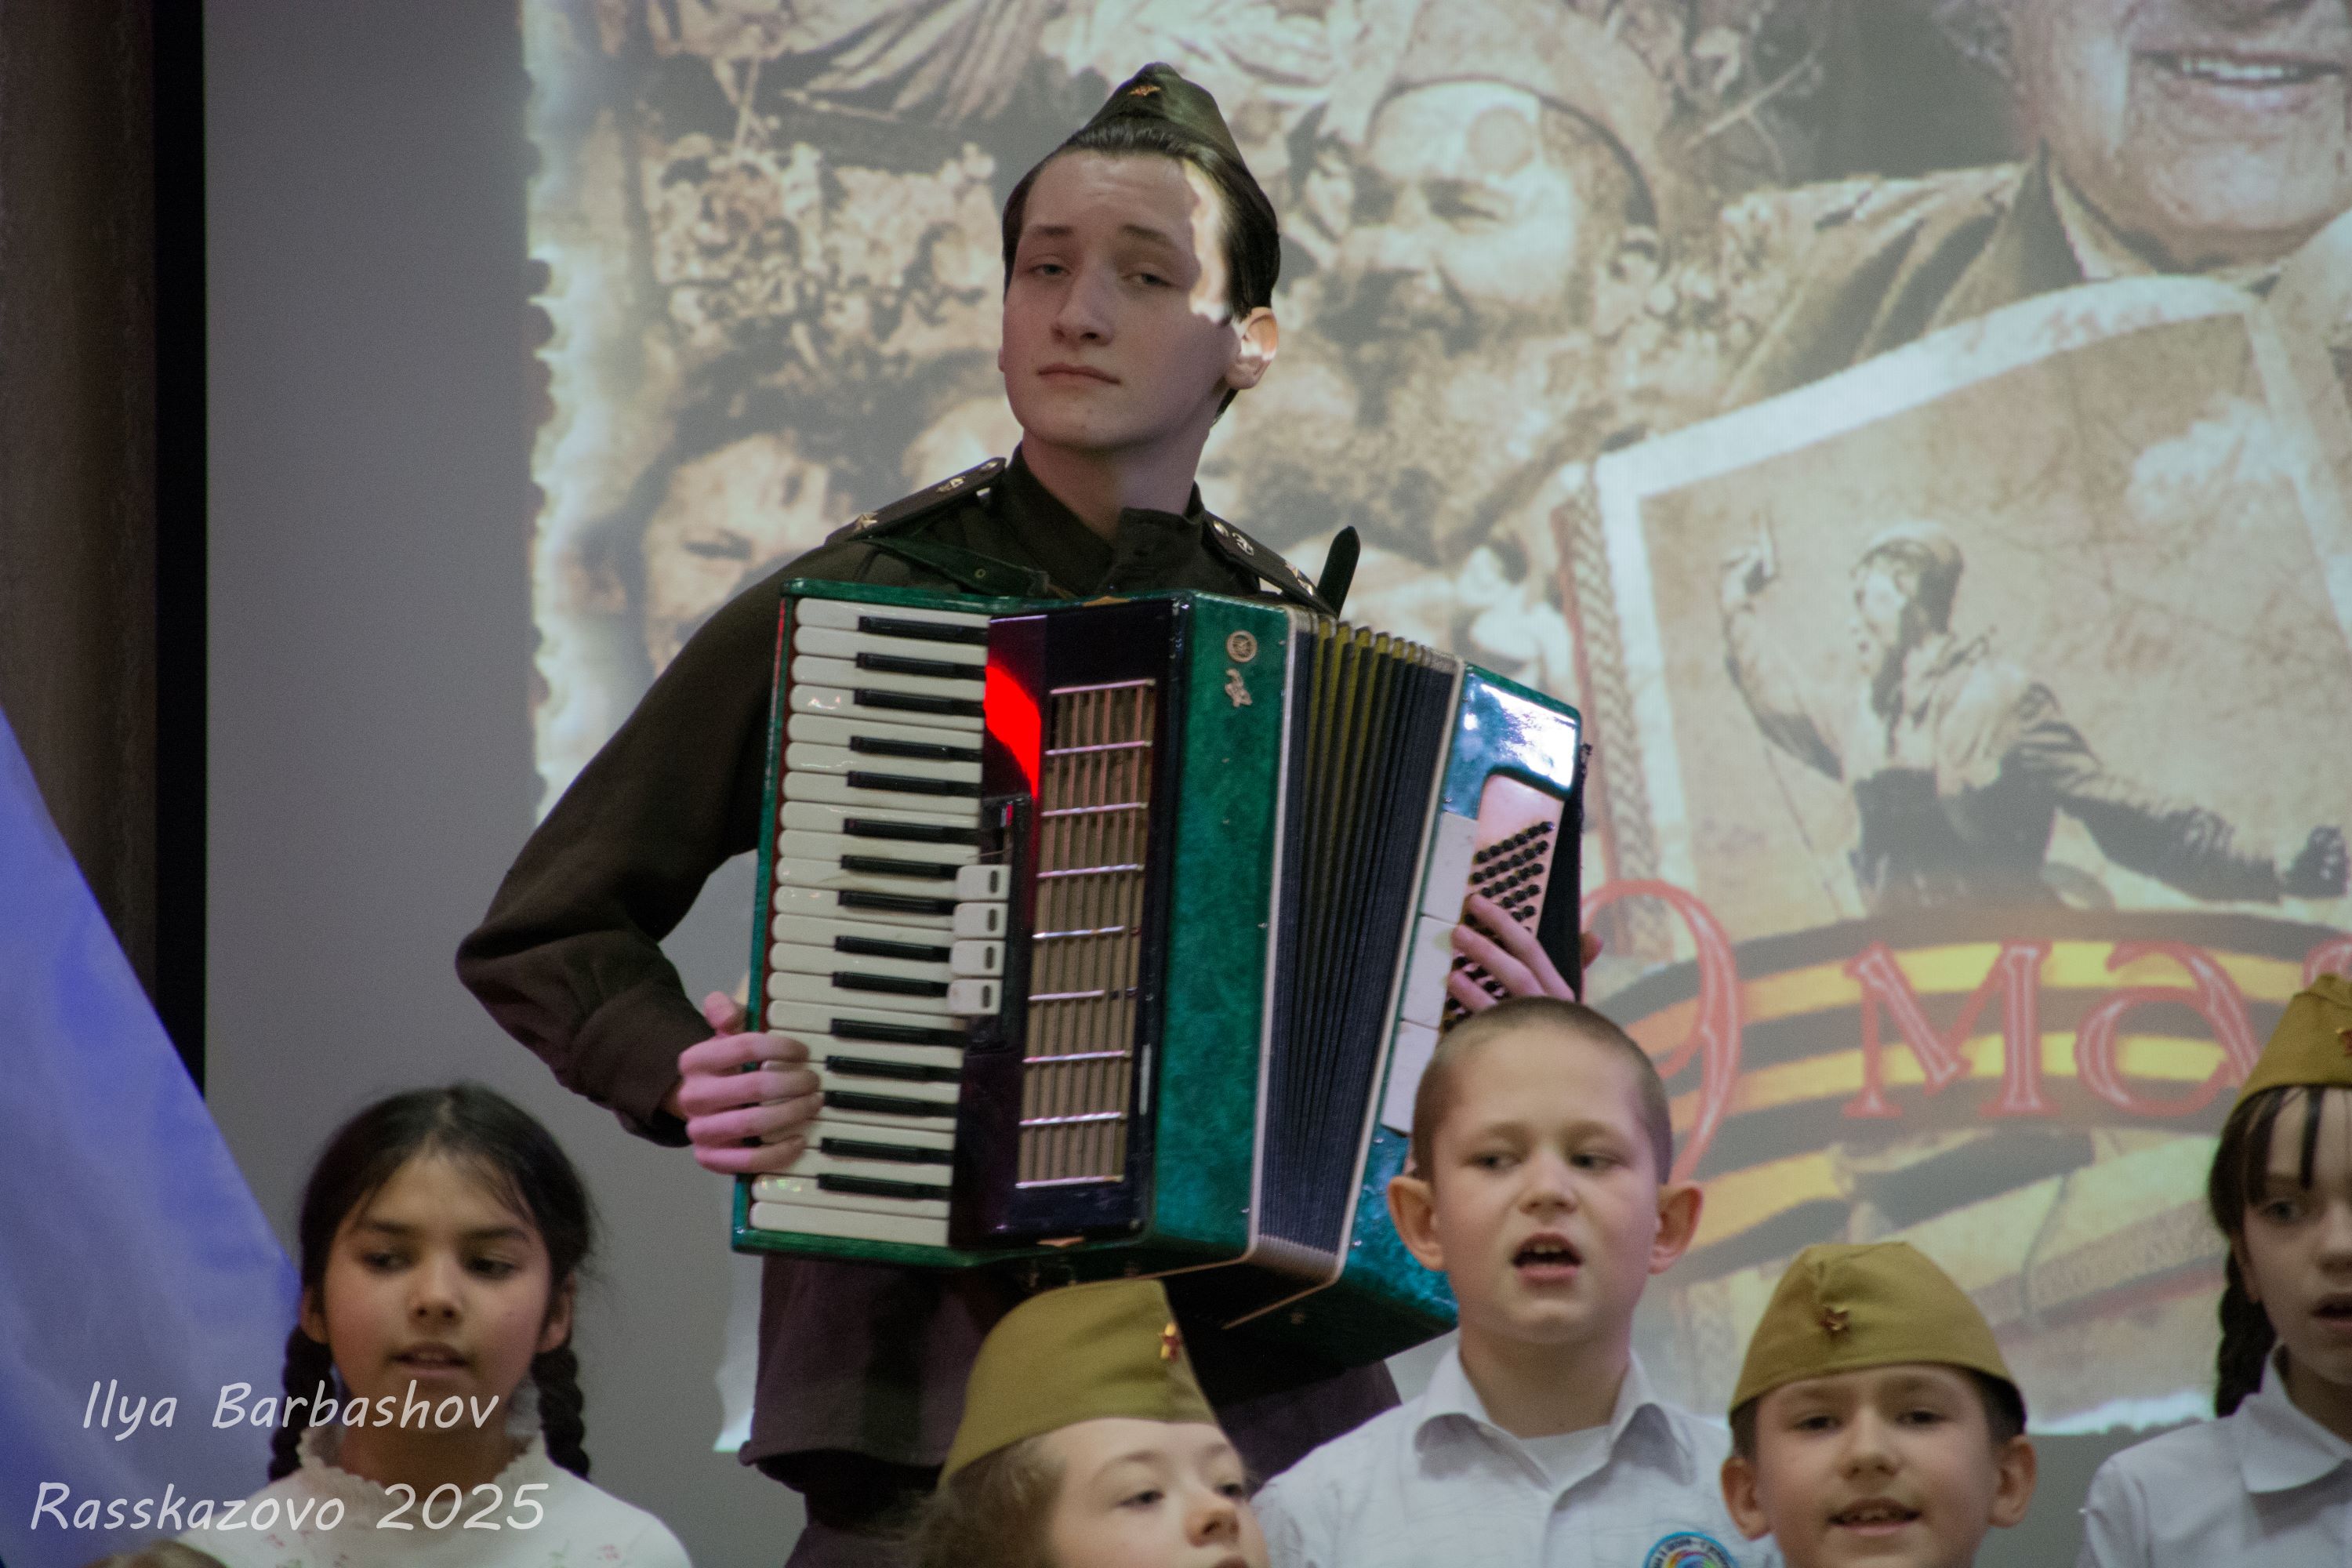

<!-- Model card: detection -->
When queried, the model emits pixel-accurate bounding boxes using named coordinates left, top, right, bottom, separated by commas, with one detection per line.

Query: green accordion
left=731, top=580, right=1586, bottom=1370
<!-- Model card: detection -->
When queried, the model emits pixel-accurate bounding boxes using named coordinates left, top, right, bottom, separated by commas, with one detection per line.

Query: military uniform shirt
left=2078, top=1358, right=2352, bottom=1568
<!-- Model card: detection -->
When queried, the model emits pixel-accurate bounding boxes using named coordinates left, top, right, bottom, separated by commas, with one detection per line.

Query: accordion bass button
left=947, top=978, right=1001, bottom=1017
left=952, top=902, right=1004, bottom=938
left=954, top=863, right=1009, bottom=900
left=950, top=939, right=1004, bottom=976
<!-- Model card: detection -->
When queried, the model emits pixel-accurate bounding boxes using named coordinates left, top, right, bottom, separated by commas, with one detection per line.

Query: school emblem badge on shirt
left=1643, top=1529, right=1739, bottom=1568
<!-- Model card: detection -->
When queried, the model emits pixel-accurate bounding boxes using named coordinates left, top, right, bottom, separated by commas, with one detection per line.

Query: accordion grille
left=1018, top=678, right=1155, bottom=1188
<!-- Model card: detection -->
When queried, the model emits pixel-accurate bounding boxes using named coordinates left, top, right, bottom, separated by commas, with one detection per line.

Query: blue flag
left=0, top=710, right=296, bottom=1566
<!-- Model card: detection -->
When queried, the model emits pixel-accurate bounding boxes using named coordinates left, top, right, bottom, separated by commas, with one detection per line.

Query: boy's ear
left=1719, top=1453, right=1771, bottom=1542
left=1649, top=1179, right=1703, bottom=1276
left=537, top=1276, right=578, bottom=1357
left=1223, top=306, right=1279, bottom=392
left=1989, top=1435, right=2037, bottom=1529
left=1385, top=1171, right=1446, bottom=1274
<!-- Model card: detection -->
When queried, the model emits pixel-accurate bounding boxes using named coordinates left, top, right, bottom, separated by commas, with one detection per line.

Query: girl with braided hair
left=2078, top=976, right=2352, bottom=1566
left=180, top=1084, right=688, bottom=1566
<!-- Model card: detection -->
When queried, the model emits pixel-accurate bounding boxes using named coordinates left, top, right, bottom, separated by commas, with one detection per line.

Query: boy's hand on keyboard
left=665, top=991, right=822, bottom=1175
left=1447, top=895, right=1598, bottom=1009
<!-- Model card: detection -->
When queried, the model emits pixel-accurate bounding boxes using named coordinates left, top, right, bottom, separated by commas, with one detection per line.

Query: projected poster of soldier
left=1589, top=276, right=2352, bottom=1424
left=519, top=0, right=2352, bottom=1442
left=523, top=0, right=1853, bottom=791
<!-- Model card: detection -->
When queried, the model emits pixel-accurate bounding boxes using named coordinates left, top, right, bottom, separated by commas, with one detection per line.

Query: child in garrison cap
left=913, top=1277, right=1265, bottom=1568
left=1254, top=997, right=1759, bottom=1567
left=1719, top=1242, right=2035, bottom=1568
left=2078, top=975, right=2352, bottom=1566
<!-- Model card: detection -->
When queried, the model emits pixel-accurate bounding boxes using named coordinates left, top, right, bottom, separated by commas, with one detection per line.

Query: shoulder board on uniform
left=824, top=456, right=1007, bottom=545
left=1201, top=514, right=1333, bottom=615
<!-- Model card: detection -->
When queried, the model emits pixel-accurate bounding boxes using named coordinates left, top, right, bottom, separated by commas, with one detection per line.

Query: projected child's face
left=1038, top=1417, right=1268, bottom=1568
left=999, top=152, right=1274, bottom=470
left=301, top=1153, right=569, bottom=1434
left=2237, top=1087, right=2352, bottom=1414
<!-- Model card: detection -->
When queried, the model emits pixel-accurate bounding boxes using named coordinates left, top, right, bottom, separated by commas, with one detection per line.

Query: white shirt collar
left=2236, top=1355, right=2352, bottom=1496
left=1413, top=1346, right=1696, bottom=1486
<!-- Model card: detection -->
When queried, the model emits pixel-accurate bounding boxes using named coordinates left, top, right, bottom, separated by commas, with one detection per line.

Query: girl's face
left=300, top=1153, right=570, bottom=1425
left=2238, top=1088, right=2352, bottom=1406
left=1038, top=1417, right=1267, bottom=1568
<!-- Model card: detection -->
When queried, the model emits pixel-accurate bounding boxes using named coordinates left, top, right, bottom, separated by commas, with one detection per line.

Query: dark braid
left=285, top=1085, right=601, bottom=1480
left=533, top=1343, right=590, bottom=1477
left=2214, top=1254, right=2279, bottom=1417
left=269, top=1327, right=339, bottom=1480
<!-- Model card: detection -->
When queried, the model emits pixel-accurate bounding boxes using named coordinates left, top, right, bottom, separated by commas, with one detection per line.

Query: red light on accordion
left=985, top=658, right=1042, bottom=795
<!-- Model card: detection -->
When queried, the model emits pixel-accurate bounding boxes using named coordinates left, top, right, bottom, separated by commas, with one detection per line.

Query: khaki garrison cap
left=1730, top=1242, right=2019, bottom=1415
left=943, top=1279, right=1218, bottom=1479
left=2233, top=974, right=2352, bottom=1110
left=1081, top=64, right=1248, bottom=167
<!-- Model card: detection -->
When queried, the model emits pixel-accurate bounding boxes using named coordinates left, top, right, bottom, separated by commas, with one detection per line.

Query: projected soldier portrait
left=1595, top=280, right=2352, bottom=942
left=1717, top=518, right=2347, bottom=914
left=1210, top=0, right=1678, bottom=700
left=1731, top=0, right=2352, bottom=405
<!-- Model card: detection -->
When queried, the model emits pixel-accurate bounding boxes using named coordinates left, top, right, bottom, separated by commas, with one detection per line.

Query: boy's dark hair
left=2209, top=1083, right=2342, bottom=1415
left=1728, top=1368, right=2027, bottom=1460
left=270, top=1083, right=597, bottom=1481
left=999, top=114, right=1280, bottom=415
left=910, top=1435, right=1061, bottom=1568
left=1410, top=997, right=1672, bottom=1181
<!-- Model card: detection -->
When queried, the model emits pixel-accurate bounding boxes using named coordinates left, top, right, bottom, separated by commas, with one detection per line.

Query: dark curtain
left=0, top=1, right=186, bottom=1045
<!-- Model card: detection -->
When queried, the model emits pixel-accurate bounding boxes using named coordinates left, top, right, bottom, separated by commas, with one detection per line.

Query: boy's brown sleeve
left=456, top=543, right=895, bottom=1140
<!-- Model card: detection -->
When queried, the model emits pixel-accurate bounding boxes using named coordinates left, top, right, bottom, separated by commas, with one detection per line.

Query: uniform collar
left=2236, top=1355, right=2352, bottom=1495
left=1922, top=150, right=2087, bottom=338
left=997, top=445, right=1210, bottom=597
left=1414, top=1346, right=1696, bottom=1486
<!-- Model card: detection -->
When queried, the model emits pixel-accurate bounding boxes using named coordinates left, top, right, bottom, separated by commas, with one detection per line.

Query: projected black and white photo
left=520, top=0, right=2352, bottom=1429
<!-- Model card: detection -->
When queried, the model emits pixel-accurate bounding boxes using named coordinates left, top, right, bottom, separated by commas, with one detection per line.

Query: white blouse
left=181, top=1425, right=691, bottom=1567
left=2078, top=1359, right=2352, bottom=1568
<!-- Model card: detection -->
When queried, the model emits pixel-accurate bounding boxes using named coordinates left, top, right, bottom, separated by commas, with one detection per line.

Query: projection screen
left=520, top=0, right=2352, bottom=1432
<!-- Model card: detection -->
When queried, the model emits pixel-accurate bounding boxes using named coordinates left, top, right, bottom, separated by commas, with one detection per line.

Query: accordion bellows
left=731, top=582, right=1585, bottom=1370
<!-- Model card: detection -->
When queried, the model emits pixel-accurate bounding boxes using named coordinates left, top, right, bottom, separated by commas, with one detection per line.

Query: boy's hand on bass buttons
left=663, top=991, right=822, bottom=1175
left=1448, top=894, right=1598, bottom=1009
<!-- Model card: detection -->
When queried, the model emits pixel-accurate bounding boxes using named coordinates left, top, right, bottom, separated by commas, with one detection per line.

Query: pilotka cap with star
left=2232, top=973, right=2352, bottom=1109
left=1080, top=62, right=1248, bottom=165
left=1730, top=1242, right=2020, bottom=1415
left=943, top=1278, right=1218, bottom=1478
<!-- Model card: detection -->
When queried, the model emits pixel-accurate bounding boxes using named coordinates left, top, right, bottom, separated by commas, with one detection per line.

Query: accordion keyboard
left=749, top=597, right=1010, bottom=1247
